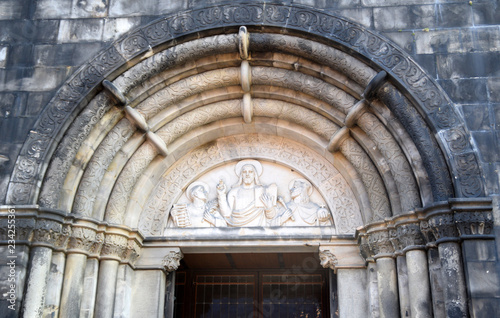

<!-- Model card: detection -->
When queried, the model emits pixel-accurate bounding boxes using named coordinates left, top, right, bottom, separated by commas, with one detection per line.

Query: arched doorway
left=6, top=3, right=493, bottom=318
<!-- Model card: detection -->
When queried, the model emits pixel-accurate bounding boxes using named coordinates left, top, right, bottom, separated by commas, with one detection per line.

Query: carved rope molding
left=0, top=207, right=144, bottom=266
left=7, top=2, right=482, bottom=206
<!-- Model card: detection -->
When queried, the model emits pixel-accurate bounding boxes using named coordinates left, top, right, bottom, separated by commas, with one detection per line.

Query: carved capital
left=394, top=223, right=426, bottom=252
left=319, top=250, right=338, bottom=271
left=0, top=217, right=36, bottom=243
left=368, top=229, right=394, bottom=258
left=427, top=212, right=459, bottom=242
left=67, top=226, right=100, bottom=255
left=32, top=218, right=71, bottom=249
left=125, top=239, right=142, bottom=266
left=454, top=211, right=494, bottom=236
left=163, top=250, right=183, bottom=272
left=358, top=233, right=373, bottom=261
left=419, top=220, right=437, bottom=246
left=100, top=233, right=129, bottom=261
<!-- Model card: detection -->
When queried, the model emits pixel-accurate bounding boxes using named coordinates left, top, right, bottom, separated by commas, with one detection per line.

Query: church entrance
left=171, top=253, right=333, bottom=318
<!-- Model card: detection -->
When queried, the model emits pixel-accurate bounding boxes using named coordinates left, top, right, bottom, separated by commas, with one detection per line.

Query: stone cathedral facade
left=0, top=1, right=499, bottom=317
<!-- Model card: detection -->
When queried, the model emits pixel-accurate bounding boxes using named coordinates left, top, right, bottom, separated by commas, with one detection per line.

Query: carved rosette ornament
left=163, top=250, right=184, bottom=273
left=319, top=250, right=338, bottom=271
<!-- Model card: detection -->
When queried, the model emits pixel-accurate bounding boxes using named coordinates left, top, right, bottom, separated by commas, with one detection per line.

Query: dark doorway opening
left=171, top=253, right=334, bottom=318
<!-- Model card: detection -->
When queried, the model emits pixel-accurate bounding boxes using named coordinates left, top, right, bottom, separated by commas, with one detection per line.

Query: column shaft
left=438, top=242, right=469, bottom=318
left=396, top=256, right=411, bottom=317
left=337, top=268, right=368, bottom=318
left=94, top=259, right=119, bottom=318
left=22, top=246, right=52, bottom=318
left=406, top=249, right=432, bottom=318
left=59, top=253, right=87, bottom=317
left=367, top=262, right=380, bottom=318
left=376, top=257, right=399, bottom=318
left=43, top=251, right=65, bottom=317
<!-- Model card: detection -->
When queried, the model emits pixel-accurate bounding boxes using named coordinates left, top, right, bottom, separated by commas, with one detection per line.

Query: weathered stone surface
left=472, top=132, right=499, bottom=163
left=130, top=270, right=166, bottom=317
left=438, top=78, right=489, bottom=104
left=337, top=269, right=368, bottom=317
left=466, top=261, right=500, bottom=296
left=109, top=0, right=159, bottom=17
left=57, top=19, right=105, bottom=43
left=34, top=0, right=72, bottom=19
left=472, top=2, right=500, bottom=26
left=437, top=52, right=500, bottom=79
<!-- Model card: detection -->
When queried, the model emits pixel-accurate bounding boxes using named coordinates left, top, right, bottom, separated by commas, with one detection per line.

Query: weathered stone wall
left=0, top=0, right=498, bottom=203
left=0, top=1, right=499, bottom=316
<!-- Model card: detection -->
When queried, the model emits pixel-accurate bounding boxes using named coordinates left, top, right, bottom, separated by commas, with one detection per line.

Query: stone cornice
left=0, top=206, right=144, bottom=266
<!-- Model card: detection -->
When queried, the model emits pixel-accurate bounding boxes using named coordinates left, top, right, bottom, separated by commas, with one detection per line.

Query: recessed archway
left=6, top=3, right=491, bottom=318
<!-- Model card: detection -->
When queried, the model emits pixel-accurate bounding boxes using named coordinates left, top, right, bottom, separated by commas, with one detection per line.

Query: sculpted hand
left=216, top=179, right=226, bottom=195
left=260, top=193, right=275, bottom=211
left=203, top=209, right=215, bottom=225
left=317, top=206, right=330, bottom=222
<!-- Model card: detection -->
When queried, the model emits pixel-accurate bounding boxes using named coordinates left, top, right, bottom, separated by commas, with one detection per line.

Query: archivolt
left=9, top=3, right=481, bottom=236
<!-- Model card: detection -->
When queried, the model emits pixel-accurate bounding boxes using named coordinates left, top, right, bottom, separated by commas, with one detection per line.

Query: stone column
left=420, top=219, right=446, bottom=318
left=23, top=217, right=70, bottom=318
left=406, top=249, right=432, bottom=318
left=163, top=249, right=183, bottom=318
left=389, top=226, right=411, bottom=318
left=0, top=214, right=34, bottom=317
left=453, top=199, right=496, bottom=318
left=59, top=222, right=103, bottom=318
left=396, top=222, right=432, bottom=318
left=22, top=246, right=52, bottom=317
left=164, top=271, right=176, bottom=318
left=428, top=207, right=469, bottom=318
left=367, top=227, right=400, bottom=318
left=319, top=244, right=368, bottom=318
left=43, top=251, right=66, bottom=317
left=94, top=259, right=120, bottom=318
left=93, top=231, right=129, bottom=318
left=359, top=232, right=380, bottom=318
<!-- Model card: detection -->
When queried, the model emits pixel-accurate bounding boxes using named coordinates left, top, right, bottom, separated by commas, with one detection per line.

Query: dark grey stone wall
left=1, top=0, right=498, bottom=204
left=0, top=1, right=499, bottom=317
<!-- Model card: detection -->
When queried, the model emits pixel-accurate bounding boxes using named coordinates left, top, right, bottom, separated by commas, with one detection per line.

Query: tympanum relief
left=166, top=160, right=334, bottom=229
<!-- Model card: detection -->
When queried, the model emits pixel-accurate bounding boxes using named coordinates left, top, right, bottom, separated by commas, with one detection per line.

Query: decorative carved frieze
left=162, top=250, right=183, bottom=273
